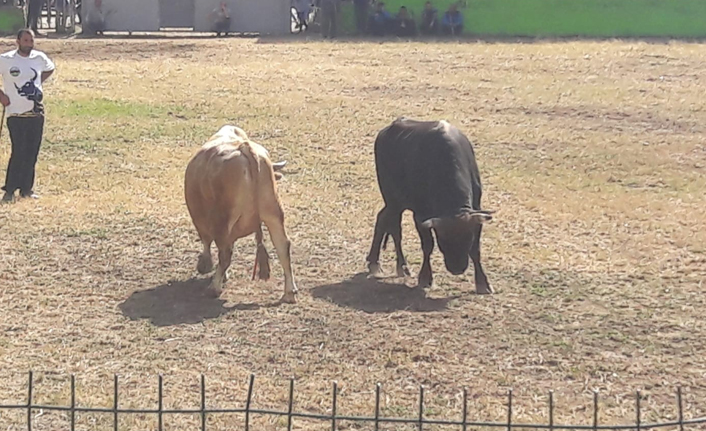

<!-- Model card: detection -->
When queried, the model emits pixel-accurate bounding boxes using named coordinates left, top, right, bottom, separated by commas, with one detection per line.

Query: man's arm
left=41, top=70, right=54, bottom=83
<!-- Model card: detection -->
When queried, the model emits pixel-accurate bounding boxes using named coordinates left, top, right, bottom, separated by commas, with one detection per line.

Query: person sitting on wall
left=84, top=0, right=107, bottom=36
left=209, top=1, right=232, bottom=37
left=367, top=1, right=393, bottom=36
left=293, top=0, right=312, bottom=31
left=441, top=2, right=463, bottom=35
left=419, top=1, right=438, bottom=35
left=393, top=6, right=416, bottom=37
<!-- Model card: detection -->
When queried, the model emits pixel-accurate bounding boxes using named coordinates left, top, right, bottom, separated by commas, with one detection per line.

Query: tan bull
left=184, top=125, right=297, bottom=303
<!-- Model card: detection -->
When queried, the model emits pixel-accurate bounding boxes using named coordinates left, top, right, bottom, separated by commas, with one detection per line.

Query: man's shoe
left=1, top=192, right=14, bottom=203
left=20, top=191, right=39, bottom=200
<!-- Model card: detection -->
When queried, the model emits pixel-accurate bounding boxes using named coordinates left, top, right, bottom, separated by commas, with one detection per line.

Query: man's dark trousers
left=3, top=115, right=44, bottom=196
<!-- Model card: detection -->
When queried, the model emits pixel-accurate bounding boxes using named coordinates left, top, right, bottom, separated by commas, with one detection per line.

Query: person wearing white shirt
left=0, top=29, right=55, bottom=203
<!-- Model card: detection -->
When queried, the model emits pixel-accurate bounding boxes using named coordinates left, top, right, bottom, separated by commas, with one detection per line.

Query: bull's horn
left=272, top=160, right=287, bottom=171
left=420, top=217, right=441, bottom=230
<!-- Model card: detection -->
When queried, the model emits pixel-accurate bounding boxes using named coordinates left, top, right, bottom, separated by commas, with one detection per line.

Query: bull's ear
left=421, top=218, right=442, bottom=230
left=274, top=172, right=284, bottom=181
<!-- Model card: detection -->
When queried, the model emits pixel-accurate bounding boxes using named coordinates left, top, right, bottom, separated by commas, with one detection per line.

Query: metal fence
left=1, top=371, right=705, bottom=430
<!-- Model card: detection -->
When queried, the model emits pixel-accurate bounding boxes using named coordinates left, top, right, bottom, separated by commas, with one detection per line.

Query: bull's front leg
left=414, top=218, right=435, bottom=288
left=197, top=237, right=214, bottom=274
left=208, top=244, right=233, bottom=297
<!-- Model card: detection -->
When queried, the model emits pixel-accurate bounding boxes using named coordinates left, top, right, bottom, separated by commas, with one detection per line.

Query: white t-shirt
left=0, top=49, right=56, bottom=116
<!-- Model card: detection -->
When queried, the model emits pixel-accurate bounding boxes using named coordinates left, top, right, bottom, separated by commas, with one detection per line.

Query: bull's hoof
left=279, top=292, right=297, bottom=304
left=476, top=283, right=494, bottom=294
left=205, top=285, right=223, bottom=298
left=197, top=254, right=214, bottom=274
left=417, top=272, right=433, bottom=289
left=367, top=262, right=384, bottom=278
left=397, top=264, right=412, bottom=278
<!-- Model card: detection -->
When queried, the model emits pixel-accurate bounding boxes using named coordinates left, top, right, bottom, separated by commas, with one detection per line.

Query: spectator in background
left=26, top=0, right=43, bottom=35
left=320, top=0, right=341, bottom=39
left=419, top=1, right=438, bottom=35
left=441, top=2, right=463, bottom=35
left=293, top=0, right=311, bottom=31
left=353, top=0, right=370, bottom=35
left=84, top=0, right=106, bottom=35
left=209, top=1, right=231, bottom=37
left=367, top=1, right=393, bottom=36
left=393, top=6, right=416, bottom=37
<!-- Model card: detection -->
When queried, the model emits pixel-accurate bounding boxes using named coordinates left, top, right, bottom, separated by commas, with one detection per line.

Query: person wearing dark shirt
left=419, top=1, right=438, bottom=35
left=353, top=0, right=370, bottom=35
left=441, top=3, right=463, bottom=35
left=393, top=6, right=416, bottom=37
left=368, top=2, right=393, bottom=36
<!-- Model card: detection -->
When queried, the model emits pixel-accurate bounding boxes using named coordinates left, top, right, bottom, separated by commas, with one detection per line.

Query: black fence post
left=158, top=374, right=164, bottom=431
left=461, top=388, right=468, bottom=431
left=287, top=378, right=294, bottom=431
left=549, top=390, right=554, bottom=431
left=27, top=371, right=33, bottom=431
left=70, top=374, right=76, bottom=431
left=418, top=385, right=425, bottom=431
left=677, top=387, right=684, bottom=431
left=113, top=375, right=118, bottom=431
left=374, top=383, right=381, bottom=431
left=636, top=391, right=641, bottom=431
left=331, top=381, right=338, bottom=431
left=201, top=374, right=206, bottom=431
left=593, top=390, right=599, bottom=431
left=507, top=389, right=513, bottom=431
left=245, top=374, right=255, bottom=431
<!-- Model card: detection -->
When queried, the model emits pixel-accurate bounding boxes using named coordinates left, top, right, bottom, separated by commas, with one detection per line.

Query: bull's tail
left=239, top=142, right=267, bottom=279
left=382, top=232, right=390, bottom=250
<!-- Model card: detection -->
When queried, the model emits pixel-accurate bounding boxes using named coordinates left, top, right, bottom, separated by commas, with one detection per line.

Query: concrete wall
left=82, top=0, right=161, bottom=32
left=194, top=0, right=289, bottom=34
left=340, top=0, right=706, bottom=37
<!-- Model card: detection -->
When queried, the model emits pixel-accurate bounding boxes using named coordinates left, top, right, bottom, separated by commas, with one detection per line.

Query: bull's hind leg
left=261, top=209, right=298, bottom=304
left=197, top=236, right=214, bottom=274
left=366, top=206, right=392, bottom=277
left=254, top=225, right=271, bottom=281
left=388, top=211, right=411, bottom=278
left=208, top=242, right=233, bottom=297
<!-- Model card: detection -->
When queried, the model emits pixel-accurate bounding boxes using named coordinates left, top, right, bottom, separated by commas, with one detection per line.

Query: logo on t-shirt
left=14, top=68, right=44, bottom=114
left=9, top=66, right=20, bottom=77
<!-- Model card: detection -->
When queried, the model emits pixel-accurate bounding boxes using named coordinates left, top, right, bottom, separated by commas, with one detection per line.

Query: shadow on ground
left=119, top=278, right=267, bottom=327
left=310, top=272, right=455, bottom=313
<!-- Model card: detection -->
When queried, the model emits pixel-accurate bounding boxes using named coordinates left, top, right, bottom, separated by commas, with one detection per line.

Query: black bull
left=366, top=118, right=495, bottom=294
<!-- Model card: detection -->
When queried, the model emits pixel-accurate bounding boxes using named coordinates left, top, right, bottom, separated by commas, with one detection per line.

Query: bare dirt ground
left=0, top=36, right=705, bottom=430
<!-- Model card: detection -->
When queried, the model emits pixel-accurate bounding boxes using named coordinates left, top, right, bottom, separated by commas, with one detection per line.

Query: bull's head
left=421, top=209, right=494, bottom=275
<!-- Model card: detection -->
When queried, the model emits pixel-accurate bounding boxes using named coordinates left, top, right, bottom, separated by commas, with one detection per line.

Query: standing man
left=353, top=0, right=369, bottom=35
left=0, top=29, right=55, bottom=203
left=319, top=0, right=340, bottom=39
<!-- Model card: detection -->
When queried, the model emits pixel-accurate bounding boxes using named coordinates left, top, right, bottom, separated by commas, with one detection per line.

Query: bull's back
left=373, top=118, right=478, bottom=215
left=184, top=142, right=257, bottom=235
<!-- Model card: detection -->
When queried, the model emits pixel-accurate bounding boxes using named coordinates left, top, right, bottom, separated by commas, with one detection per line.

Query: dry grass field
left=0, top=35, right=705, bottom=430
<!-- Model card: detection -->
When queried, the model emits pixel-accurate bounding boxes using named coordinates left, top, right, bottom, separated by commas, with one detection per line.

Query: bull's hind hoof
left=205, top=285, right=222, bottom=298
left=367, top=262, right=384, bottom=278
left=279, top=292, right=297, bottom=304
